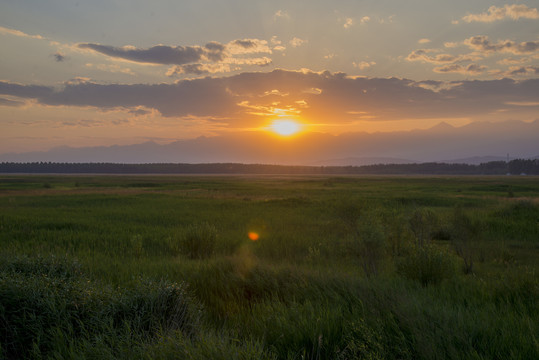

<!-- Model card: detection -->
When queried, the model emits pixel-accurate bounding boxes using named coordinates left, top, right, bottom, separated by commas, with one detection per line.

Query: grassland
left=0, top=175, right=538, bottom=359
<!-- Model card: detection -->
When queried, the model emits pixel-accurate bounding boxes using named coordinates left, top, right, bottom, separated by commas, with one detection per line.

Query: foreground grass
left=0, top=175, right=538, bottom=359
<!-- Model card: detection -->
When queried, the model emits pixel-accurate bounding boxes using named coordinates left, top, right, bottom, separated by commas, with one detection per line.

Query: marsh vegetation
left=0, top=175, right=537, bottom=359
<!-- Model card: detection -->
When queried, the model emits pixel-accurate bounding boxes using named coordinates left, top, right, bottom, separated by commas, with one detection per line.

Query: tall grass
left=0, top=175, right=538, bottom=359
left=0, top=255, right=201, bottom=359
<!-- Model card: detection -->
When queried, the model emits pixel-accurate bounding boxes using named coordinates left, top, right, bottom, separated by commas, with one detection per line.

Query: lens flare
left=248, top=232, right=259, bottom=241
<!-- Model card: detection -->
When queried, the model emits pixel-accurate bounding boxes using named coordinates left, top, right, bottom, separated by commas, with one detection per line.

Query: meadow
left=0, top=174, right=537, bottom=359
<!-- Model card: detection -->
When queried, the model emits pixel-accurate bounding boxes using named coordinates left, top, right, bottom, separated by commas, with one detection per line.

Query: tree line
left=0, top=159, right=538, bottom=175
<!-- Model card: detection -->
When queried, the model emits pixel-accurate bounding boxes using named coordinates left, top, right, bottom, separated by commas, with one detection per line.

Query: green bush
left=0, top=255, right=200, bottom=359
left=345, top=217, right=386, bottom=277
left=408, top=208, right=439, bottom=247
left=397, top=245, right=457, bottom=286
left=179, top=223, right=218, bottom=259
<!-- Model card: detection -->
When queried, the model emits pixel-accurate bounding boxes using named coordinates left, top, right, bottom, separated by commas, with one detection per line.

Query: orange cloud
left=0, top=26, right=44, bottom=40
left=462, top=4, right=539, bottom=23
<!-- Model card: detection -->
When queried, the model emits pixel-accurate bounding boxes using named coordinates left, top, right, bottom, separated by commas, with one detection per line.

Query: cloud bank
left=1, top=70, right=538, bottom=125
left=77, top=39, right=273, bottom=75
left=462, top=4, right=539, bottom=23
left=78, top=43, right=217, bottom=65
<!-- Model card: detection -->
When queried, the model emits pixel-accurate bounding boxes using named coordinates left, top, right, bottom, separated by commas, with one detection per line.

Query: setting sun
left=270, top=120, right=302, bottom=136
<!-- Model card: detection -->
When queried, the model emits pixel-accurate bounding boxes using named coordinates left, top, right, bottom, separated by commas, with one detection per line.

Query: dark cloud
left=0, top=97, right=24, bottom=106
left=0, top=81, right=53, bottom=98
left=78, top=43, right=209, bottom=65
left=77, top=39, right=271, bottom=67
left=433, top=63, right=487, bottom=74
left=464, top=36, right=539, bottom=55
left=41, top=77, right=237, bottom=117
left=204, top=41, right=226, bottom=62
left=167, top=63, right=231, bottom=76
left=128, top=108, right=152, bottom=116
left=53, top=52, right=66, bottom=62
left=180, top=64, right=211, bottom=75
left=406, top=50, right=478, bottom=65
left=1, top=70, right=538, bottom=123
left=506, top=66, right=539, bottom=76
left=232, top=39, right=258, bottom=48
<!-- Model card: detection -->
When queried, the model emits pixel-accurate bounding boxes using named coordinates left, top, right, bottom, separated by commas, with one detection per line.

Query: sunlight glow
left=270, top=119, right=302, bottom=136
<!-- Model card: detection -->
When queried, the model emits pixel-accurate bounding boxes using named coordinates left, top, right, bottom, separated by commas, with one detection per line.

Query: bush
left=450, top=207, right=481, bottom=274
left=397, top=245, right=457, bottom=286
left=346, top=217, right=386, bottom=277
left=0, top=255, right=201, bottom=359
left=180, top=223, right=218, bottom=259
left=336, top=203, right=387, bottom=277
left=408, top=209, right=439, bottom=247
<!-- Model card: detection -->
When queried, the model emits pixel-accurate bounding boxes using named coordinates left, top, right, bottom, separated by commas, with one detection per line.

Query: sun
left=270, top=119, right=302, bottom=136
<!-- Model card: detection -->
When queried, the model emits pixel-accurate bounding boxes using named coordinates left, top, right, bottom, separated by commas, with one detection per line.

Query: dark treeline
left=0, top=159, right=538, bottom=175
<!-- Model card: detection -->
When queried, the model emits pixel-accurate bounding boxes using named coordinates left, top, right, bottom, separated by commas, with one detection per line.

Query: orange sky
left=0, top=2, right=538, bottom=155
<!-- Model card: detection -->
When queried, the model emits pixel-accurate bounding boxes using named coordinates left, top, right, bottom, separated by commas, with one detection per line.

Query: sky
left=0, top=0, right=538, bottom=157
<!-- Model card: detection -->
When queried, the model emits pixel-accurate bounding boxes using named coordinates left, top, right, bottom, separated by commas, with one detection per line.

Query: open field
left=0, top=175, right=538, bottom=359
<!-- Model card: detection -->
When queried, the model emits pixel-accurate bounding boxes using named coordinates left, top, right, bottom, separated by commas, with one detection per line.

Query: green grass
left=0, top=175, right=538, bottom=359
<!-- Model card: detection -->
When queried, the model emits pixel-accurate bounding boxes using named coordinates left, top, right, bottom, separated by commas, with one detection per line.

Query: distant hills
left=1, top=120, right=538, bottom=165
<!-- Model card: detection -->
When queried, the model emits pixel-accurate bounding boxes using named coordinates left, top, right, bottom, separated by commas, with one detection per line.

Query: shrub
left=180, top=223, right=218, bottom=259
left=0, top=255, right=201, bottom=359
left=336, top=203, right=387, bottom=277
left=408, top=208, right=439, bottom=247
left=349, top=218, right=386, bottom=277
left=397, top=245, right=456, bottom=286
left=450, top=207, right=480, bottom=274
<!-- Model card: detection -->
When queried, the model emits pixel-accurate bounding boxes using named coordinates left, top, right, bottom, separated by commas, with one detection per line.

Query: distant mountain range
left=1, top=120, right=538, bottom=165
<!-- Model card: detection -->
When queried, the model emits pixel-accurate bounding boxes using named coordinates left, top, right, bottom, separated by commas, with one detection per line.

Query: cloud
left=433, top=63, right=487, bottom=75
left=53, top=53, right=66, bottom=62
left=406, top=49, right=478, bottom=64
left=343, top=18, right=354, bottom=28
left=360, top=16, right=371, bottom=24
left=65, top=77, right=92, bottom=85
left=166, top=57, right=271, bottom=77
left=226, top=57, right=272, bottom=66
left=497, top=57, right=534, bottom=65
left=128, top=108, right=152, bottom=116
left=353, top=61, right=376, bottom=70
left=0, top=26, right=44, bottom=40
left=408, top=35, right=539, bottom=75
left=166, top=63, right=235, bottom=76
left=289, top=37, right=307, bottom=48
left=85, top=63, right=135, bottom=75
left=0, top=97, right=25, bottom=107
left=77, top=43, right=209, bottom=65
left=504, top=66, right=539, bottom=77
left=227, top=39, right=271, bottom=54
left=274, top=10, right=290, bottom=20
left=0, top=81, right=53, bottom=99
left=504, top=101, right=539, bottom=107
left=61, top=119, right=103, bottom=128
left=462, top=4, right=539, bottom=23
left=379, top=15, right=396, bottom=24
left=464, top=35, right=539, bottom=55
left=418, top=38, right=431, bottom=44
left=78, top=39, right=274, bottom=77
left=1, top=70, right=538, bottom=128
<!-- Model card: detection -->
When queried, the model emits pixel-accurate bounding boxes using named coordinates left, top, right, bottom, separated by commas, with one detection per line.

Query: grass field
left=0, top=175, right=538, bottom=359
